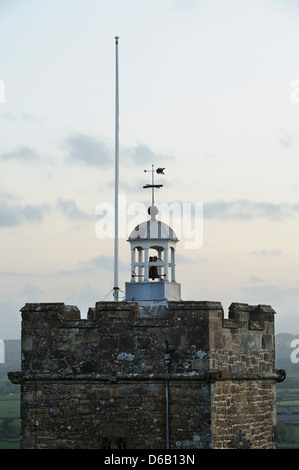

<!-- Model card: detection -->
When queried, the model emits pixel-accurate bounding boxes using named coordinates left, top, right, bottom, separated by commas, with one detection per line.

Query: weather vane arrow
left=143, top=165, right=165, bottom=205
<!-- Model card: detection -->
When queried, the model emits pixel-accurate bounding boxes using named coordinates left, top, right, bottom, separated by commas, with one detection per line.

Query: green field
left=0, top=393, right=20, bottom=448
left=0, top=394, right=20, bottom=418
left=0, top=439, right=20, bottom=449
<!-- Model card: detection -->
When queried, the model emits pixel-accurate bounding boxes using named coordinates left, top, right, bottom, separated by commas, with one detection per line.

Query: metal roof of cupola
left=125, top=165, right=181, bottom=303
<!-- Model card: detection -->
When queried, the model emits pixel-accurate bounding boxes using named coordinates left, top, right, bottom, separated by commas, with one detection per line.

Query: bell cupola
left=125, top=166, right=181, bottom=302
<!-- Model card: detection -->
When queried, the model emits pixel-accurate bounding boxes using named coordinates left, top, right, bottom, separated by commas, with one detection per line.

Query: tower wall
left=9, top=301, right=283, bottom=449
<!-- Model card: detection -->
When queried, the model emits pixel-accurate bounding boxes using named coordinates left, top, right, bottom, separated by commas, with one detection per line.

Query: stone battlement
left=20, top=300, right=275, bottom=326
left=18, top=300, right=276, bottom=380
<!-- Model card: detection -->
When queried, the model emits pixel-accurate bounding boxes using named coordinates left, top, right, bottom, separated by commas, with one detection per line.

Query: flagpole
left=113, top=36, right=119, bottom=301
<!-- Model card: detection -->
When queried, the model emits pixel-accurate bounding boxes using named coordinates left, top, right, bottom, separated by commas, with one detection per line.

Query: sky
left=1, top=0, right=299, bottom=338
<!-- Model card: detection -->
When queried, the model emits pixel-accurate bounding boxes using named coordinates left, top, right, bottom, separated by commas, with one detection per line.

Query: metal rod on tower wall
left=114, top=36, right=119, bottom=301
left=165, top=378, right=170, bottom=449
left=164, top=341, right=173, bottom=449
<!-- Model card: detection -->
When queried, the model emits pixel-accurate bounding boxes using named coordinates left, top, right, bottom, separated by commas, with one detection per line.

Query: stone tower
left=8, top=167, right=285, bottom=449
left=9, top=301, right=284, bottom=449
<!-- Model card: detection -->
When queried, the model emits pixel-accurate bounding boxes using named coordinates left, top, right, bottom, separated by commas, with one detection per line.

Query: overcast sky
left=1, top=0, right=299, bottom=338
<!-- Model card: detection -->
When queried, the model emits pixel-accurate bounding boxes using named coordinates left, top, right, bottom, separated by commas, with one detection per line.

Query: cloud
left=0, top=200, right=50, bottom=227
left=0, top=191, right=15, bottom=201
left=171, top=0, right=200, bottom=13
left=248, top=250, right=283, bottom=257
left=248, top=275, right=265, bottom=283
left=176, top=253, right=207, bottom=264
left=56, top=198, right=93, bottom=221
left=63, top=132, right=173, bottom=168
left=0, top=256, right=128, bottom=279
left=79, top=255, right=128, bottom=272
left=56, top=255, right=128, bottom=277
left=1, top=146, right=40, bottom=163
left=1, top=133, right=173, bottom=171
left=0, top=111, right=47, bottom=123
left=123, top=143, right=173, bottom=166
left=17, top=283, right=45, bottom=302
left=1, top=145, right=55, bottom=165
left=63, top=132, right=113, bottom=167
left=241, top=284, right=299, bottom=304
left=279, top=132, right=292, bottom=148
left=203, top=199, right=298, bottom=222
left=64, top=284, right=101, bottom=314
left=0, top=271, right=33, bottom=277
left=102, top=179, right=141, bottom=194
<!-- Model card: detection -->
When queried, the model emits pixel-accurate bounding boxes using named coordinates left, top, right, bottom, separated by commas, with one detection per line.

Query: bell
left=149, top=256, right=158, bottom=280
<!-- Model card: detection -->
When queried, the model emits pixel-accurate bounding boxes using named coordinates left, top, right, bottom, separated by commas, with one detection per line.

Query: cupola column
left=164, top=247, right=169, bottom=281
left=157, top=248, right=163, bottom=279
left=137, top=248, right=143, bottom=282
left=171, top=247, right=176, bottom=282
left=144, top=246, right=149, bottom=281
left=131, top=247, right=135, bottom=282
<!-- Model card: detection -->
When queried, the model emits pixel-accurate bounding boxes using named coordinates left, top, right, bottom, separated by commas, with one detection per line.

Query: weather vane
left=143, top=164, right=165, bottom=205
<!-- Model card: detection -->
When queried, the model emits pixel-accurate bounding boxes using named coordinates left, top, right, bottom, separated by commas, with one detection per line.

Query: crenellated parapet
left=17, top=300, right=277, bottom=380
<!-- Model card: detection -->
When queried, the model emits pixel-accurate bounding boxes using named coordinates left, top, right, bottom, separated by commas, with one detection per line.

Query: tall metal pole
left=113, top=36, right=119, bottom=301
